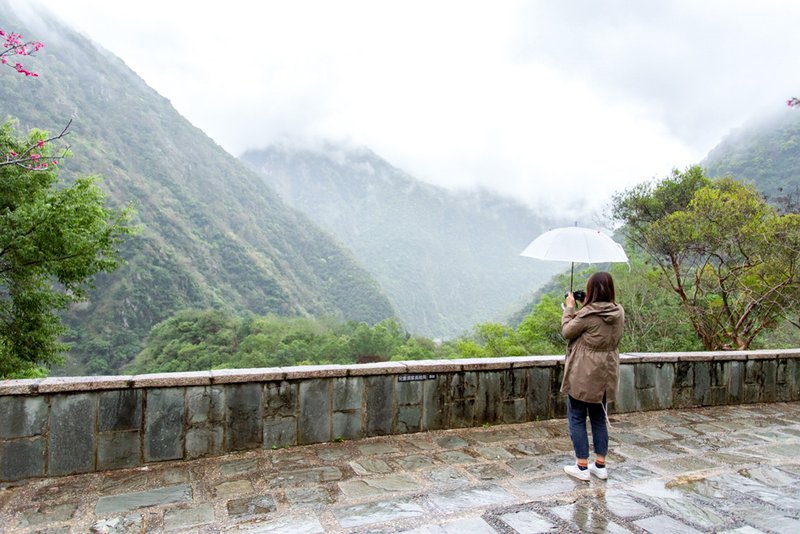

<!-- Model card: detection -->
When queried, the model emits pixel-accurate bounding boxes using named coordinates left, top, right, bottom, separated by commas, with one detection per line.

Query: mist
left=22, top=0, right=800, bottom=214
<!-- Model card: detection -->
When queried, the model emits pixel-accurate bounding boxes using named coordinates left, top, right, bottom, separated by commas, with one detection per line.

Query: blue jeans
left=567, top=395, right=608, bottom=459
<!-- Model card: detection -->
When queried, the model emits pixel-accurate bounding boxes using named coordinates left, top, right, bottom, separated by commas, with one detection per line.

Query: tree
left=0, top=121, right=134, bottom=378
left=612, top=166, right=800, bottom=350
left=1, top=28, right=44, bottom=77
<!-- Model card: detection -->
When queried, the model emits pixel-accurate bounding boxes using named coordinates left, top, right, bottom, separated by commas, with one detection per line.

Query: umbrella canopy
left=520, top=226, right=628, bottom=264
left=520, top=226, right=629, bottom=291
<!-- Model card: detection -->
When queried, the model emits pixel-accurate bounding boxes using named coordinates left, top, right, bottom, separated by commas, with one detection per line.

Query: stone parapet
left=1, top=350, right=799, bottom=481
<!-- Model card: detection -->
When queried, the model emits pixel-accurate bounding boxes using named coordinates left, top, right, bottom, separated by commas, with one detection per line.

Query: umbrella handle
left=570, top=262, right=574, bottom=292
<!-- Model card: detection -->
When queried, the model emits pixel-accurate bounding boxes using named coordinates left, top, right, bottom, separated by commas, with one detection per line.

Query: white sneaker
left=563, top=464, right=590, bottom=481
left=588, top=463, right=608, bottom=480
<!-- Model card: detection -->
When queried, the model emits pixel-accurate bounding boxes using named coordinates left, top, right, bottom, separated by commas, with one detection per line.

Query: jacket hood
left=578, top=302, right=624, bottom=324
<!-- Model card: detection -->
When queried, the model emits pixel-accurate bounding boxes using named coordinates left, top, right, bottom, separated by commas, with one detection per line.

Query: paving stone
left=339, top=473, right=419, bottom=497
left=634, top=514, right=704, bottom=534
left=436, top=435, right=468, bottom=449
left=358, top=442, right=400, bottom=455
left=435, top=450, right=477, bottom=464
left=95, top=484, right=192, bottom=514
left=16, top=502, right=78, bottom=528
left=350, top=457, right=392, bottom=475
left=333, top=498, right=424, bottom=528
left=227, top=495, right=277, bottom=517
left=163, top=503, right=215, bottom=530
left=238, top=514, right=324, bottom=533
left=427, top=484, right=516, bottom=513
left=650, top=455, right=717, bottom=474
left=473, top=446, right=514, bottom=460
left=424, top=467, right=471, bottom=485
left=397, top=516, right=498, bottom=533
left=395, top=454, right=437, bottom=471
left=267, top=466, right=342, bottom=488
left=214, top=479, right=254, bottom=498
left=284, top=486, right=334, bottom=508
left=505, top=457, right=547, bottom=476
left=737, top=507, right=800, bottom=533
left=550, top=502, right=631, bottom=533
left=498, top=509, right=554, bottom=533
left=219, top=458, right=259, bottom=477
left=465, top=463, right=512, bottom=480
left=603, top=490, right=652, bottom=519
left=511, top=475, right=580, bottom=497
left=89, top=513, right=143, bottom=534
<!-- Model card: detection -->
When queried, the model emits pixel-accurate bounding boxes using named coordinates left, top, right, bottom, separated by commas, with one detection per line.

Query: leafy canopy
left=612, top=165, right=800, bottom=350
left=0, top=120, right=134, bottom=378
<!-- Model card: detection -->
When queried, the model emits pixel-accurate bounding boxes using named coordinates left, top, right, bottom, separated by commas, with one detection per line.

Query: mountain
left=1, top=2, right=395, bottom=374
left=241, top=144, right=565, bottom=338
left=703, top=108, right=800, bottom=200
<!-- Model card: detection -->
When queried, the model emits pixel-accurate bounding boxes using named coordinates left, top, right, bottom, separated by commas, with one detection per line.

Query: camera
left=565, top=289, right=586, bottom=302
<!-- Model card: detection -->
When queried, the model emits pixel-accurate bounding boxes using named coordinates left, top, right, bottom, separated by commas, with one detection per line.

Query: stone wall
left=1, top=350, right=799, bottom=482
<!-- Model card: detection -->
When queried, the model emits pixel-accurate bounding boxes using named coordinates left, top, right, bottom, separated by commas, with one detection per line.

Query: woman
left=560, top=271, right=624, bottom=481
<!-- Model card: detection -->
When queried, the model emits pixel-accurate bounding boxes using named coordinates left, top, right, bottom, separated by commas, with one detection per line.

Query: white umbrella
left=520, top=225, right=628, bottom=291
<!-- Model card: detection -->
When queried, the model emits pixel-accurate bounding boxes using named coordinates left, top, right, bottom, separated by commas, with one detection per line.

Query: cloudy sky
left=21, top=0, right=800, bottom=213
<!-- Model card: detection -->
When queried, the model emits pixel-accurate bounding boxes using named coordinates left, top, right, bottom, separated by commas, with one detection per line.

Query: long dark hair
left=583, top=271, right=615, bottom=305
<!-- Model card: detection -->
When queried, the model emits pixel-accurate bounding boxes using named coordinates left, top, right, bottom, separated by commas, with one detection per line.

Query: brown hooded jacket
left=560, top=301, right=625, bottom=404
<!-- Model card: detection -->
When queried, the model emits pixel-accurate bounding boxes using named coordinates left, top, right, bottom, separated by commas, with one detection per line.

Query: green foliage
left=612, top=166, right=800, bottom=350
left=0, top=120, right=134, bottom=378
left=131, top=311, right=458, bottom=373
left=2, top=9, right=396, bottom=374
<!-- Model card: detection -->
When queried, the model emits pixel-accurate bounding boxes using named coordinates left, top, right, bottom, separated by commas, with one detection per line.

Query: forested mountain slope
left=242, top=144, right=565, bottom=338
left=703, top=108, right=800, bottom=200
left=1, top=2, right=395, bottom=374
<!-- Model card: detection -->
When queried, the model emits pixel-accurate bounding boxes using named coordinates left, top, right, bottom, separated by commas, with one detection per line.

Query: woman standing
left=561, top=271, right=624, bottom=481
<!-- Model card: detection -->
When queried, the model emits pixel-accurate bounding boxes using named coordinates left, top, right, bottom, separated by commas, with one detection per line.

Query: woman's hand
left=566, top=292, right=576, bottom=308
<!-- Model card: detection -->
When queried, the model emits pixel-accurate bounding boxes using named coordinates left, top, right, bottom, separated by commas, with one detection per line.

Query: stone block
left=675, top=361, right=693, bottom=387
left=614, top=365, right=635, bottom=413
left=526, top=367, right=551, bottom=419
left=299, top=379, right=331, bottom=444
left=225, top=383, right=263, bottom=451
left=365, top=375, right=393, bottom=436
left=333, top=377, right=364, bottom=411
left=450, top=372, right=478, bottom=400
left=265, top=381, right=297, bottom=417
left=0, top=438, right=45, bottom=481
left=673, top=387, right=695, bottom=408
left=653, top=363, right=674, bottom=409
left=395, top=379, right=422, bottom=406
left=762, top=360, right=777, bottom=401
left=710, top=361, right=731, bottom=388
left=448, top=399, right=475, bottom=428
left=0, top=396, right=47, bottom=438
left=729, top=361, right=744, bottom=402
left=777, top=359, right=788, bottom=384
left=635, top=363, right=657, bottom=388
left=505, top=369, right=527, bottom=399
left=635, top=387, right=658, bottom=412
left=144, top=388, right=184, bottom=462
left=474, top=372, right=502, bottom=424
left=502, top=399, right=526, bottom=423
left=49, top=393, right=95, bottom=476
left=186, top=386, right=224, bottom=425
left=745, top=360, right=760, bottom=384
left=707, top=387, right=728, bottom=406
left=99, top=389, right=142, bottom=431
left=98, top=430, right=141, bottom=469
left=743, top=384, right=760, bottom=403
left=264, top=416, right=297, bottom=448
left=332, top=412, right=361, bottom=441
left=421, top=375, right=449, bottom=431
left=551, top=393, right=567, bottom=418
left=396, top=405, right=421, bottom=433
left=186, top=427, right=223, bottom=459
left=693, top=362, right=711, bottom=405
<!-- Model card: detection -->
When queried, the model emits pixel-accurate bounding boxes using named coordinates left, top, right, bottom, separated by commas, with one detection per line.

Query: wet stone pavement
left=2, top=402, right=800, bottom=533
